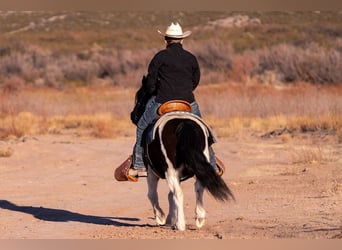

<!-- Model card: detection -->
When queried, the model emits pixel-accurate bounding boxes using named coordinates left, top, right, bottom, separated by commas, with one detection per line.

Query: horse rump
left=175, top=120, right=234, bottom=202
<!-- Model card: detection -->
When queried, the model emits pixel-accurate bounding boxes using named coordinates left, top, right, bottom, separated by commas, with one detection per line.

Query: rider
left=116, top=22, right=224, bottom=181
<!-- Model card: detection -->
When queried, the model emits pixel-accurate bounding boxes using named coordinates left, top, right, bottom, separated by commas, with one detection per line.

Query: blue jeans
left=132, top=96, right=216, bottom=170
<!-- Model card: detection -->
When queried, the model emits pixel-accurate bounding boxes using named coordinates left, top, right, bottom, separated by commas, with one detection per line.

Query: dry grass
left=48, top=113, right=132, bottom=138
left=197, top=83, right=342, bottom=138
left=0, top=86, right=135, bottom=139
left=0, top=83, right=341, bottom=140
left=0, top=112, right=133, bottom=139
left=289, top=144, right=338, bottom=165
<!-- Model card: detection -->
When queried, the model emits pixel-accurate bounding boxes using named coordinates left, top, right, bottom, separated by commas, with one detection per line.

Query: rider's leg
left=190, top=101, right=202, bottom=117
left=132, top=96, right=160, bottom=172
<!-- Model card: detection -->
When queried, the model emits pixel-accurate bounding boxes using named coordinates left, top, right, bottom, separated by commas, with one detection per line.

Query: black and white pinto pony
left=145, top=111, right=234, bottom=231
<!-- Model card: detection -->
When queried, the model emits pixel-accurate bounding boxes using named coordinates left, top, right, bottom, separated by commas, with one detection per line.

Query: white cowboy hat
left=157, top=22, right=192, bottom=39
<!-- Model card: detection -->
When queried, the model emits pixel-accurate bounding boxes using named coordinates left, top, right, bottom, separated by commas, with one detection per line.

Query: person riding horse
left=116, top=22, right=225, bottom=181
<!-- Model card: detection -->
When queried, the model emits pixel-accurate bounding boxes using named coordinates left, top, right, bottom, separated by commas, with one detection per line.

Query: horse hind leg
left=165, top=169, right=186, bottom=231
left=166, top=190, right=176, bottom=226
left=147, top=168, right=166, bottom=225
left=195, top=179, right=206, bottom=228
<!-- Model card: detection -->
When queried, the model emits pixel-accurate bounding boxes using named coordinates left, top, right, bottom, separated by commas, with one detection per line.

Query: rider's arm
left=145, top=55, right=161, bottom=95
left=192, top=58, right=200, bottom=90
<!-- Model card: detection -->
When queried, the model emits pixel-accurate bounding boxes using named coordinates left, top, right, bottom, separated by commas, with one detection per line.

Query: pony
left=145, top=111, right=234, bottom=231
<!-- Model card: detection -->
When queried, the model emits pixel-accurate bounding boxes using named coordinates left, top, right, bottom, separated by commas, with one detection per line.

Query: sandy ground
left=0, top=131, right=341, bottom=239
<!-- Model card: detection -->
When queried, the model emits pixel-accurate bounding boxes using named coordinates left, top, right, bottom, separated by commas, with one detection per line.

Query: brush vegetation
left=0, top=11, right=341, bottom=88
left=0, top=11, right=341, bottom=143
left=0, top=84, right=341, bottom=140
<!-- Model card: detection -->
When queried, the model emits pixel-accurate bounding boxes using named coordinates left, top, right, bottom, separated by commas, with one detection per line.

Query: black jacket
left=146, top=43, right=200, bottom=104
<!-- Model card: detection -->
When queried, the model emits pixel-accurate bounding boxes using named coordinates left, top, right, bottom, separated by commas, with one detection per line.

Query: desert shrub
left=0, top=29, right=341, bottom=88
left=189, top=40, right=233, bottom=83
left=1, top=75, right=24, bottom=95
left=0, top=47, right=11, bottom=57
left=0, top=54, right=22, bottom=75
left=44, top=63, right=64, bottom=88
left=256, top=43, right=342, bottom=84
left=87, top=48, right=154, bottom=86
left=229, top=52, right=258, bottom=83
left=58, top=55, right=100, bottom=84
left=190, top=40, right=233, bottom=71
left=0, top=46, right=48, bottom=84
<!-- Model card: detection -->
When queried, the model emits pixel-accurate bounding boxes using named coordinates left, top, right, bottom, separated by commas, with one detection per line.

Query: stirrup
left=114, top=155, right=139, bottom=182
left=215, top=156, right=226, bottom=177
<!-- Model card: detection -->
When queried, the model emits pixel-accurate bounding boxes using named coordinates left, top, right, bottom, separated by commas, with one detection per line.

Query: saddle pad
left=152, top=111, right=217, bottom=143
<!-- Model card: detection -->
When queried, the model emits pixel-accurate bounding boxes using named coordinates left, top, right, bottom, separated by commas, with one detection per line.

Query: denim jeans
left=132, top=96, right=216, bottom=170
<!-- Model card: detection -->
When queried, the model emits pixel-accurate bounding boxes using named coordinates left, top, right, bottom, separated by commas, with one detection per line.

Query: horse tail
left=176, top=120, right=234, bottom=202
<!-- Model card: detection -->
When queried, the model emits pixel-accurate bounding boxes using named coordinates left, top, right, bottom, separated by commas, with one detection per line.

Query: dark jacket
left=145, top=43, right=200, bottom=104
left=130, top=43, right=200, bottom=125
left=130, top=75, right=152, bottom=125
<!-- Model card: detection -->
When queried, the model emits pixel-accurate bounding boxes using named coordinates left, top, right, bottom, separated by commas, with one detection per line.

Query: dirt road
left=0, top=133, right=341, bottom=239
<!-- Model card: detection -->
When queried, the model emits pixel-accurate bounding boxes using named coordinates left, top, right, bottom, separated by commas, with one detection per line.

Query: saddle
left=157, top=100, right=192, bottom=115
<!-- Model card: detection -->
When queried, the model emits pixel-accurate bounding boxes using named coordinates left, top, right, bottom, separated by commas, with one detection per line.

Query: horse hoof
left=172, top=224, right=185, bottom=231
left=196, top=217, right=205, bottom=228
left=166, top=215, right=175, bottom=226
left=156, top=215, right=166, bottom=225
